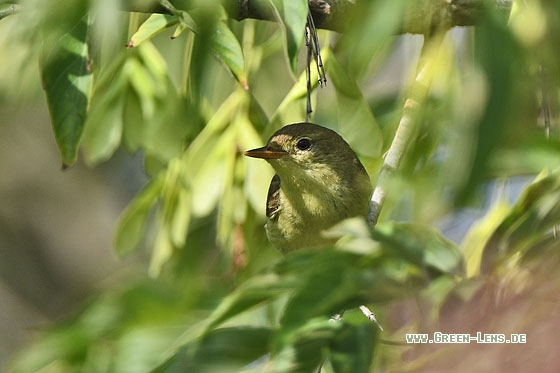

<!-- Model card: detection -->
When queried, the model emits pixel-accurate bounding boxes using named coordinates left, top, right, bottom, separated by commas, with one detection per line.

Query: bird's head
left=244, top=122, right=366, bottom=183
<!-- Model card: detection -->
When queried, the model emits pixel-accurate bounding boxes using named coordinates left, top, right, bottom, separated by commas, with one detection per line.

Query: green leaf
left=373, top=222, right=464, bottom=275
left=336, top=0, right=405, bottom=78
left=153, top=327, right=272, bottom=373
left=461, top=200, right=510, bottom=277
left=329, top=322, right=376, bottom=373
left=267, top=0, right=308, bottom=73
left=114, top=176, right=164, bottom=257
left=128, top=14, right=179, bottom=47
left=204, top=272, right=295, bottom=332
left=280, top=251, right=363, bottom=327
left=81, top=89, right=124, bottom=165
left=325, top=49, right=383, bottom=158
left=457, top=10, right=521, bottom=202
left=81, top=53, right=128, bottom=164
left=269, top=318, right=339, bottom=373
left=268, top=67, right=310, bottom=136
left=481, top=170, right=560, bottom=272
left=40, top=14, right=92, bottom=167
left=211, top=21, right=248, bottom=88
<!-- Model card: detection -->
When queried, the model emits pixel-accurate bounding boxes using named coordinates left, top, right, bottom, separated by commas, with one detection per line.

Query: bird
left=244, top=122, right=373, bottom=252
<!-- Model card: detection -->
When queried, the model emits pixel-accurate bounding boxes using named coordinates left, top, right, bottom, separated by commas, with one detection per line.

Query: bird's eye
left=296, top=138, right=311, bottom=151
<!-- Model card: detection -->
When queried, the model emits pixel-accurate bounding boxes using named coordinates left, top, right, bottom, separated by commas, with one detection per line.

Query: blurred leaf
left=461, top=200, right=510, bottom=277
left=266, top=0, right=307, bottom=73
left=204, top=272, right=295, bottom=332
left=329, top=322, right=376, bottom=373
left=325, top=48, right=383, bottom=158
left=373, top=222, right=464, bottom=276
left=40, top=14, right=92, bottom=167
left=268, top=67, right=312, bottom=135
left=336, top=0, right=405, bottom=78
left=481, top=170, right=560, bottom=273
left=85, top=42, right=187, bottom=165
left=269, top=318, right=339, bottom=373
left=457, top=9, right=522, bottom=202
left=80, top=51, right=127, bottom=164
left=114, top=175, right=164, bottom=257
left=280, top=251, right=364, bottom=327
left=170, top=188, right=191, bottom=248
left=490, top=139, right=560, bottom=175
left=190, top=129, right=231, bottom=217
left=154, top=327, right=272, bottom=373
left=136, top=8, right=247, bottom=88
left=150, top=223, right=174, bottom=277
left=128, top=14, right=179, bottom=47
left=211, top=20, right=248, bottom=88
left=81, top=84, right=125, bottom=164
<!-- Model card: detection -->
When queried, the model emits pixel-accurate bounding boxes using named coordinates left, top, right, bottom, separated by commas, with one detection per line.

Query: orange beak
left=244, top=146, right=288, bottom=159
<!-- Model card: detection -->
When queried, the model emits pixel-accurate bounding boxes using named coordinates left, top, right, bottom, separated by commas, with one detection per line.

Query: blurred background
left=1, top=0, right=559, bottom=371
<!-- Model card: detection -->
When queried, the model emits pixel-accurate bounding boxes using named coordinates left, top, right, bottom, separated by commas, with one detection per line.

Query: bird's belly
left=265, top=211, right=336, bottom=253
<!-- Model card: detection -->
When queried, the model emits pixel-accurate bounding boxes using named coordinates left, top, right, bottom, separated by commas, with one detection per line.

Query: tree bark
left=130, top=0, right=513, bottom=34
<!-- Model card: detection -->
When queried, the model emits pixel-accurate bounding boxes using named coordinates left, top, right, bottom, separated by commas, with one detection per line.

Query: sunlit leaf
left=81, top=86, right=125, bottom=165
left=336, top=0, right=405, bottom=78
left=266, top=0, right=307, bottom=73
left=461, top=200, right=510, bottom=277
left=481, top=170, right=560, bottom=273
left=40, top=14, right=92, bottom=167
left=128, top=14, right=179, bottom=48
left=211, top=21, right=248, bottom=88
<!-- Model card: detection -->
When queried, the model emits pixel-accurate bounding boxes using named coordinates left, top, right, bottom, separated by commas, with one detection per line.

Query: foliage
left=2, top=0, right=560, bottom=372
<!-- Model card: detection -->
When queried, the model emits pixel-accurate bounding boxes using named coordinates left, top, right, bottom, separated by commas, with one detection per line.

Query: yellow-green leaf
left=128, top=14, right=179, bottom=47
left=267, top=0, right=308, bottom=73
left=325, top=49, right=383, bottom=158
left=114, top=176, right=164, bottom=257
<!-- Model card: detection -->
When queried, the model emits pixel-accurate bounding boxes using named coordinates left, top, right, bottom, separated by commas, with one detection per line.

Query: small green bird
left=244, top=122, right=373, bottom=252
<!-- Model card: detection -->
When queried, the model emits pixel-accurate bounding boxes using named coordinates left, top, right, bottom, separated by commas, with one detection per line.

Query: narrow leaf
left=153, top=327, right=272, bottom=373
left=210, top=21, right=248, bottom=88
left=40, top=14, right=92, bottom=167
left=267, top=0, right=308, bottom=73
left=373, top=222, right=464, bottom=275
left=325, top=49, right=383, bottom=158
left=128, top=14, right=179, bottom=47
left=114, top=176, right=164, bottom=257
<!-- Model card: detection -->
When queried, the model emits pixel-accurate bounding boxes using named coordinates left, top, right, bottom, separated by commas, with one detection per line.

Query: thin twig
left=305, top=24, right=313, bottom=122
left=368, top=36, right=444, bottom=226
left=307, top=11, right=327, bottom=86
left=0, top=4, right=21, bottom=20
left=305, top=10, right=327, bottom=122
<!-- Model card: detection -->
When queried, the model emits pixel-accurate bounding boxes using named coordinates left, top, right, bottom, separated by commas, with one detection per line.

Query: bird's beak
left=244, top=146, right=288, bottom=159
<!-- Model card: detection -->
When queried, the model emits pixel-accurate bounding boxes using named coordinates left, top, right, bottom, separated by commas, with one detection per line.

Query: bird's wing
left=266, top=174, right=281, bottom=219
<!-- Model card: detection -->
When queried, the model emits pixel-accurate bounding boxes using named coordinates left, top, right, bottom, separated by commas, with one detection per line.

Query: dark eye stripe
left=296, top=138, right=311, bottom=150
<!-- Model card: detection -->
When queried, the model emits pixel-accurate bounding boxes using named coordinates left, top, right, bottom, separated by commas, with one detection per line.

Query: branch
left=1, top=0, right=513, bottom=34
left=368, top=36, right=444, bottom=226
left=227, top=0, right=513, bottom=33
left=0, top=4, right=20, bottom=20
left=150, top=0, right=511, bottom=34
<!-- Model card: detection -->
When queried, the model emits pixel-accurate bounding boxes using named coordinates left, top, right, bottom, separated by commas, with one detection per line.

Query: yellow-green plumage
left=245, top=123, right=373, bottom=253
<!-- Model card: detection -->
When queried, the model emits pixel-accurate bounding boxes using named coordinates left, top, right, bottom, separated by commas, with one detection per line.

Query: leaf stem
left=368, top=35, right=444, bottom=226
